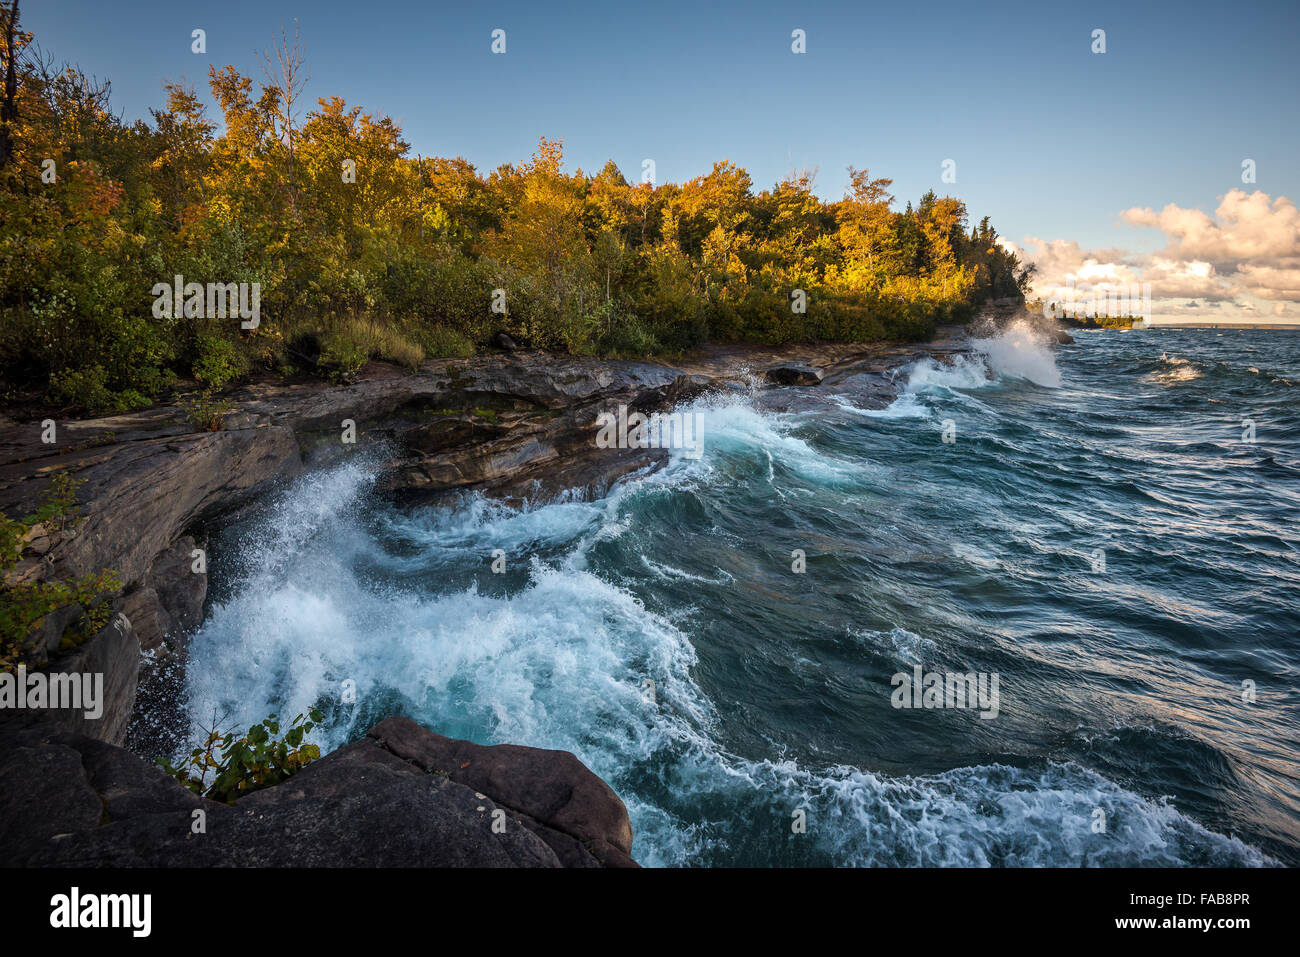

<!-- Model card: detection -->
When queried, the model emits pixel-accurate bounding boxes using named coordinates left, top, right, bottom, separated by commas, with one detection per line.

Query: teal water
left=182, top=324, right=1299, bottom=866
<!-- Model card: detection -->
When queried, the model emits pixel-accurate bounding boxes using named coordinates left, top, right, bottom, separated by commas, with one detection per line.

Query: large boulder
left=0, top=716, right=638, bottom=868
left=367, top=716, right=636, bottom=867
left=764, top=363, right=825, bottom=386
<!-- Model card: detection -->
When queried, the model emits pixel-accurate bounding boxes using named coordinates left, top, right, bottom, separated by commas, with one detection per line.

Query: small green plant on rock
left=157, top=708, right=325, bottom=804
left=181, top=390, right=234, bottom=431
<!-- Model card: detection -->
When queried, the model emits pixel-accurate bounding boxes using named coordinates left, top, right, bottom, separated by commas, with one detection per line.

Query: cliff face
left=0, top=338, right=965, bottom=867
left=0, top=352, right=706, bottom=745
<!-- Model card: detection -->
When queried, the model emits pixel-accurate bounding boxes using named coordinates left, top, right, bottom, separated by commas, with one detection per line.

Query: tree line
left=0, top=5, right=1033, bottom=412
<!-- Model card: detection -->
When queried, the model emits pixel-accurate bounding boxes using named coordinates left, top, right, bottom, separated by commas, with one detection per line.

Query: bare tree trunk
left=263, top=21, right=308, bottom=218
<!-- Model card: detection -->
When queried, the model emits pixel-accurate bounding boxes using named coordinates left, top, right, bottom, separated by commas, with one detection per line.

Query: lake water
left=180, top=324, right=1299, bottom=866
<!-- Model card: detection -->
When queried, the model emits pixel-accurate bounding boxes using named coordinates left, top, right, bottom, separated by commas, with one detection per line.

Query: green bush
left=318, top=333, right=369, bottom=379
left=49, top=365, right=114, bottom=411
left=191, top=334, right=249, bottom=389
left=412, top=323, right=476, bottom=359
left=180, top=389, right=234, bottom=431
left=157, top=708, right=325, bottom=804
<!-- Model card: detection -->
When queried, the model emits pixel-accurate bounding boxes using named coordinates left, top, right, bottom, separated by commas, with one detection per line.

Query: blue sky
left=22, top=0, right=1300, bottom=319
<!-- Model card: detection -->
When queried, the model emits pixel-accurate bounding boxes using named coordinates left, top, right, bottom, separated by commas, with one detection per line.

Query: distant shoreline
left=1142, top=322, right=1300, bottom=330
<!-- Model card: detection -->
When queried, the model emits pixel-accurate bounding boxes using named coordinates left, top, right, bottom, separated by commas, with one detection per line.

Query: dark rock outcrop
left=0, top=715, right=637, bottom=867
left=119, top=536, right=206, bottom=657
left=368, top=716, right=635, bottom=867
left=6, top=612, right=141, bottom=747
left=0, top=422, right=302, bottom=591
left=764, top=363, right=825, bottom=386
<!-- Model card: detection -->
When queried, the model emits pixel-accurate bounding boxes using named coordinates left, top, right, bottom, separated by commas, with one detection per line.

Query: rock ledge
left=0, top=714, right=637, bottom=868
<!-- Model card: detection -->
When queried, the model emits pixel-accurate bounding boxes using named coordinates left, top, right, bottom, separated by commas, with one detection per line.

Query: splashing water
left=969, top=319, right=1064, bottom=387
left=176, top=326, right=1299, bottom=867
left=892, top=320, right=1063, bottom=398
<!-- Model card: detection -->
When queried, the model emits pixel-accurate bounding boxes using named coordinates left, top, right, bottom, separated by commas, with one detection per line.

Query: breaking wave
left=177, top=325, right=1298, bottom=867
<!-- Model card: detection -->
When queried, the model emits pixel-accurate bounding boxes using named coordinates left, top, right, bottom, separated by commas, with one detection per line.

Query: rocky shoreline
left=0, top=326, right=972, bottom=867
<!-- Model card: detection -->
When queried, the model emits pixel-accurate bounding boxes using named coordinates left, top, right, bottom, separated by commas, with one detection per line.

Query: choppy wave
left=858, top=318, right=1063, bottom=417
left=1148, top=354, right=1205, bottom=384
left=180, top=323, right=1298, bottom=867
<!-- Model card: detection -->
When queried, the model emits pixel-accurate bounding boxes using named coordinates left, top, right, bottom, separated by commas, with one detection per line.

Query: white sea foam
left=902, top=353, right=992, bottom=392
left=661, top=392, right=872, bottom=487
left=851, top=626, right=937, bottom=664
left=180, top=378, right=1274, bottom=868
left=969, top=320, right=1063, bottom=387
left=832, top=392, right=931, bottom=420
left=891, top=320, right=1064, bottom=398
left=1148, top=354, right=1204, bottom=384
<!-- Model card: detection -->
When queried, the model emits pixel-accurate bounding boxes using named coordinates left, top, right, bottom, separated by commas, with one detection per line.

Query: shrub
left=191, top=334, right=249, bottom=389
left=600, top=313, right=661, bottom=357
left=157, top=708, right=325, bottom=804
left=306, top=314, right=427, bottom=376
left=373, top=324, right=426, bottom=370
left=49, top=365, right=114, bottom=411
left=180, top=389, right=234, bottom=431
left=412, top=323, right=476, bottom=359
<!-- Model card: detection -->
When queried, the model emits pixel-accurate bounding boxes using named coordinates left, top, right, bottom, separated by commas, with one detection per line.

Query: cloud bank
left=1003, top=190, right=1300, bottom=322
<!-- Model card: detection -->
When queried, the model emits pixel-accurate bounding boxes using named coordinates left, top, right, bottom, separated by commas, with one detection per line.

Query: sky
left=21, top=0, right=1300, bottom=323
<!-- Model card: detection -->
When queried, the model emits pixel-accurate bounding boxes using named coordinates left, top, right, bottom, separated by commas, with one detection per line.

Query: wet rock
left=764, top=363, right=825, bottom=386
left=149, top=536, right=207, bottom=647
left=119, top=586, right=170, bottom=653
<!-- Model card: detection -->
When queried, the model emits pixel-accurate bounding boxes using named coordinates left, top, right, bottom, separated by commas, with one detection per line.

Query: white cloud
left=1010, top=189, right=1300, bottom=321
left=1120, top=190, right=1300, bottom=265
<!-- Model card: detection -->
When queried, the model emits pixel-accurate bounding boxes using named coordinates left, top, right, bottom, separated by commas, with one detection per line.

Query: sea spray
left=175, top=330, right=1294, bottom=866
left=969, top=319, right=1063, bottom=387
